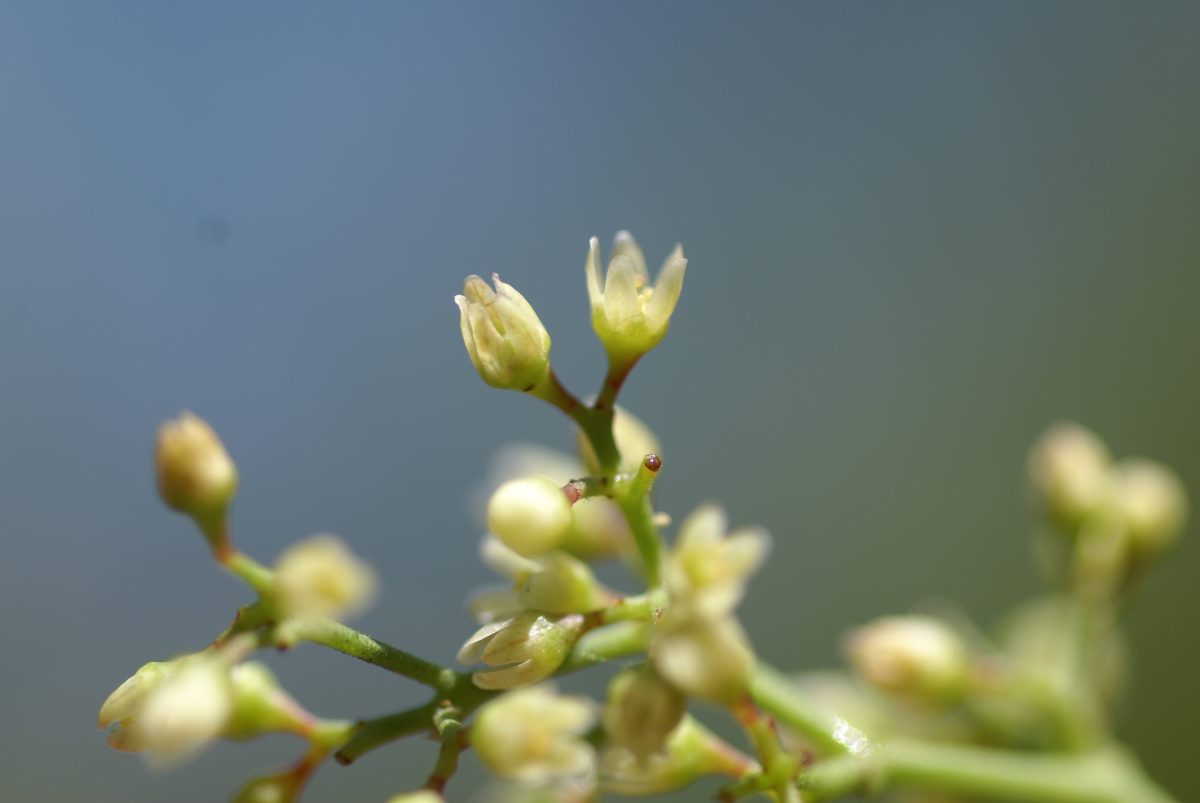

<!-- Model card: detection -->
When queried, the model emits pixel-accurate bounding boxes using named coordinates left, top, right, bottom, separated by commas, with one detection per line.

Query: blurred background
left=2, top=2, right=1198, bottom=801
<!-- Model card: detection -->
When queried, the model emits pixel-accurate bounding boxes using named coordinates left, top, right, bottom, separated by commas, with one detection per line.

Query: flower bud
left=1112, top=458, right=1187, bottom=557
left=98, top=660, right=176, bottom=735
left=117, top=655, right=234, bottom=765
left=469, top=685, right=596, bottom=783
left=458, top=612, right=584, bottom=690
left=585, top=233, right=686, bottom=362
left=602, top=666, right=686, bottom=763
left=845, top=616, right=969, bottom=701
left=601, top=716, right=749, bottom=795
left=487, top=476, right=573, bottom=556
left=1028, top=423, right=1111, bottom=528
left=272, top=535, right=377, bottom=621
left=223, top=662, right=312, bottom=740
left=576, top=405, right=661, bottom=476
left=562, top=497, right=635, bottom=561
left=155, top=412, right=238, bottom=531
left=232, top=774, right=301, bottom=803
left=456, top=274, right=551, bottom=391
left=651, top=612, right=755, bottom=704
left=386, top=793, right=443, bottom=803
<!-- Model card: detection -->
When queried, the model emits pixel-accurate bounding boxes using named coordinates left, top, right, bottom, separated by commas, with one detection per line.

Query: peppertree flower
left=456, top=274, right=552, bottom=391
left=272, top=534, right=377, bottom=621
left=664, top=504, right=770, bottom=619
left=155, top=412, right=238, bottom=538
left=458, top=612, right=584, bottom=689
left=651, top=610, right=755, bottom=704
left=469, top=685, right=597, bottom=783
left=585, top=232, right=686, bottom=362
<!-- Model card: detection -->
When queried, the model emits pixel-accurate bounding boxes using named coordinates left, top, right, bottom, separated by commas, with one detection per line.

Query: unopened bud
left=651, top=612, right=755, bottom=704
left=1112, top=458, right=1187, bottom=558
left=455, top=274, right=551, bottom=391
left=845, top=616, right=969, bottom=701
left=487, top=476, right=573, bottom=556
left=1028, top=423, right=1111, bottom=528
left=272, top=535, right=377, bottom=621
left=602, top=666, right=686, bottom=763
left=458, top=612, right=584, bottom=690
left=232, top=774, right=301, bottom=803
left=601, top=716, right=750, bottom=795
left=155, top=412, right=238, bottom=536
left=223, top=662, right=312, bottom=740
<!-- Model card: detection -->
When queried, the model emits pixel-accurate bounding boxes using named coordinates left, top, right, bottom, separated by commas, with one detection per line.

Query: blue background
left=2, top=3, right=1198, bottom=801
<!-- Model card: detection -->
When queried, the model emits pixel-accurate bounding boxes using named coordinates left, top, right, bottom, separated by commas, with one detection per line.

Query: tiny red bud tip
left=563, top=484, right=581, bottom=505
left=643, top=454, right=662, bottom=472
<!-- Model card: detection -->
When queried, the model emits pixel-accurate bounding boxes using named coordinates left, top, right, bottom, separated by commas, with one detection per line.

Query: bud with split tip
left=456, top=273, right=551, bottom=391
left=585, top=232, right=686, bottom=363
left=458, top=611, right=584, bottom=690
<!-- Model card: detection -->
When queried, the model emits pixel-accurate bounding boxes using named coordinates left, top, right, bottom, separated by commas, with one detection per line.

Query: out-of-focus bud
left=385, top=793, right=443, bottom=803
left=585, top=233, right=686, bottom=363
left=272, top=535, right=377, bottom=621
left=602, top=666, right=686, bottom=764
left=474, top=537, right=612, bottom=617
left=469, top=685, right=596, bottom=783
left=1112, top=458, right=1187, bottom=558
left=231, top=774, right=301, bottom=803
left=223, top=662, right=312, bottom=740
left=110, top=655, right=234, bottom=766
left=577, top=405, right=662, bottom=476
left=155, top=412, right=238, bottom=537
left=1028, top=423, right=1112, bottom=528
left=651, top=612, right=755, bottom=704
left=845, top=616, right=969, bottom=702
left=601, top=715, right=751, bottom=795
left=487, top=476, right=573, bottom=556
left=98, top=661, right=176, bottom=735
left=563, top=497, right=636, bottom=561
left=458, top=612, right=584, bottom=690
left=456, top=274, right=551, bottom=391
left=664, top=504, right=770, bottom=619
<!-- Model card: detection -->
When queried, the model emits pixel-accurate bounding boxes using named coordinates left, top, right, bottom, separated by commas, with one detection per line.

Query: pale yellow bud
left=155, top=412, right=238, bottom=525
left=98, top=661, right=176, bottom=733
left=601, top=716, right=748, bottom=795
left=602, top=666, right=685, bottom=763
left=1028, top=423, right=1111, bottom=528
left=487, top=476, right=573, bottom=556
left=127, top=656, right=233, bottom=766
left=651, top=612, right=755, bottom=704
left=456, top=273, right=551, bottom=391
left=1112, top=458, right=1187, bottom=557
left=577, top=405, right=662, bottom=476
left=232, top=775, right=300, bottom=803
left=664, top=504, right=770, bottom=619
left=562, top=497, right=635, bottom=561
left=386, top=793, right=443, bottom=803
left=272, top=534, right=377, bottom=621
left=458, top=612, right=584, bottom=690
left=223, top=662, right=312, bottom=740
left=585, top=233, right=686, bottom=362
left=474, top=537, right=611, bottom=617
left=470, top=685, right=597, bottom=783
left=845, top=616, right=969, bottom=701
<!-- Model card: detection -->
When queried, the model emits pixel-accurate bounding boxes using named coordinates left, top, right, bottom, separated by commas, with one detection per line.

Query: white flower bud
left=1112, top=458, right=1187, bottom=557
left=602, top=666, right=685, bottom=763
left=470, top=685, right=596, bottom=783
left=664, top=504, right=770, bottom=619
left=122, top=656, right=234, bottom=766
left=386, top=793, right=443, bottom=803
left=585, top=233, right=686, bottom=362
left=272, top=534, right=377, bottom=621
left=458, top=612, right=584, bottom=690
left=845, top=616, right=969, bottom=701
left=651, top=612, right=755, bottom=704
left=456, top=274, right=551, bottom=391
left=487, top=476, right=573, bottom=556
left=1028, top=423, right=1112, bottom=528
left=155, top=412, right=238, bottom=527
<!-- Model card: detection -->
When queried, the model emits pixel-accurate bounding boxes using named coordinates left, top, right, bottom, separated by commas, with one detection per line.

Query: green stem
left=594, top=354, right=638, bottom=414
left=425, top=707, right=464, bottom=793
left=222, top=551, right=275, bottom=596
left=298, top=618, right=455, bottom=690
left=613, top=467, right=663, bottom=588
left=749, top=663, right=854, bottom=757
left=336, top=702, right=438, bottom=765
left=801, top=741, right=1177, bottom=803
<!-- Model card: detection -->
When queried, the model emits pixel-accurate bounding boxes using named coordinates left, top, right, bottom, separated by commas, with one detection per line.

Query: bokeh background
left=2, top=2, right=1198, bottom=801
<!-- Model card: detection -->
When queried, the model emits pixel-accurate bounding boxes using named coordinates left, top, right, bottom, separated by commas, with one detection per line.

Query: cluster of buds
left=1028, top=422, right=1188, bottom=596
left=651, top=505, right=770, bottom=704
